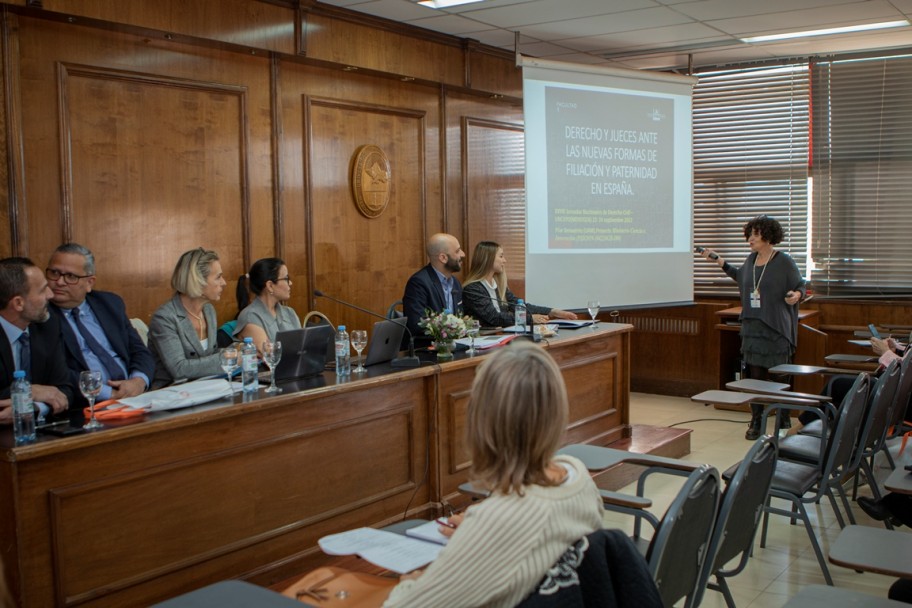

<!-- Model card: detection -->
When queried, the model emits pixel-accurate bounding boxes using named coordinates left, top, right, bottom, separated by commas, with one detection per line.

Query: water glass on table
left=351, top=330, right=368, bottom=373
left=587, top=300, right=601, bottom=327
left=466, top=319, right=481, bottom=355
left=79, top=370, right=104, bottom=430
left=220, top=346, right=238, bottom=384
left=262, top=340, right=282, bottom=393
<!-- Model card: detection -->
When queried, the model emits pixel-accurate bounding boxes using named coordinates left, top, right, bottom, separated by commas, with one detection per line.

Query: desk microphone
left=313, top=290, right=420, bottom=368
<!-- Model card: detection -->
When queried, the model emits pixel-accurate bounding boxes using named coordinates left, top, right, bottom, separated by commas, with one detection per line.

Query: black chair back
left=824, top=373, right=871, bottom=481
left=695, top=436, right=777, bottom=607
left=645, top=464, right=721, bottom=608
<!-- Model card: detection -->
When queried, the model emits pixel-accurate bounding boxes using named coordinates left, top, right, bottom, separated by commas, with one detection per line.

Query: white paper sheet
left=318, top=527, right=444, bottom=574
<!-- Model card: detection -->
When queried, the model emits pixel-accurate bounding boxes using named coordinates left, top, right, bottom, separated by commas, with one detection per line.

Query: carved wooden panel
left=57, top=63, right=250, bottom=314
left=463, top=117, right=526, bottom=291
left=303, top=96, right=427, bottom=333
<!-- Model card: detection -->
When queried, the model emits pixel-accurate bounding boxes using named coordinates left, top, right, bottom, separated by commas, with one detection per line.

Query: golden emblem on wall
left=351, top=145, right=391, bottom=218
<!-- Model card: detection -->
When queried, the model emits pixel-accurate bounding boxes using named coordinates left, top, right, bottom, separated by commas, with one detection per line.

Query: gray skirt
left=740, top=318, right=794, bottom=369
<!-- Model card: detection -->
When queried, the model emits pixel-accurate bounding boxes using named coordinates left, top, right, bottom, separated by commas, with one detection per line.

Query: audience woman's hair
left=467, top=341, right=568, bottom=495
left=743, top=215, right=784, bottom=245
left=236, top=257, right=285, bottom=312
left=170, top=248, right=220, bottom=298
left=462, top=241, right=507, bottom=303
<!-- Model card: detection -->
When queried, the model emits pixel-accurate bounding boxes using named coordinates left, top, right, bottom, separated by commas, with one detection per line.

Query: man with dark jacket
left=46, top=243, right=154, bottom=405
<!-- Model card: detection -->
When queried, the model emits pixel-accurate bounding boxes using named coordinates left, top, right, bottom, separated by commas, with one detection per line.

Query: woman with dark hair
left=462, top=241, right=576, bottom=328
left=233, top=258, right=301, bottom=353
left=699, top=215, right=806, bottom=439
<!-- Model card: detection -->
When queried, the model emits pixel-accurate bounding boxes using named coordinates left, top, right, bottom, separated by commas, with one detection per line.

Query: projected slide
left=522, top=58, right=696, bottom=310
left=546, top=86, right=674, bottom=248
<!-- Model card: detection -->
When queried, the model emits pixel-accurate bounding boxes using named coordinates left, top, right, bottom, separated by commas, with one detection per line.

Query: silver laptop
left=364, top=318, right=406, bottom=366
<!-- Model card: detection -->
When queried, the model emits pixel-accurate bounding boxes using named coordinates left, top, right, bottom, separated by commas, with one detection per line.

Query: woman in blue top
left=700, top=215, right=805, bottom=439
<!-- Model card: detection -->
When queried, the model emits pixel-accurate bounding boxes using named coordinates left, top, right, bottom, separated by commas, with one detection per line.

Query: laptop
left=271, top=324, right=335, bottom=381
left=364, top=318, right=407, bottom=366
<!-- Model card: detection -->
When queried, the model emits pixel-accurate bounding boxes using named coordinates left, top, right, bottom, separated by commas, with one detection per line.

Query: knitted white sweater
left=383, top=455, right=604, bottom=608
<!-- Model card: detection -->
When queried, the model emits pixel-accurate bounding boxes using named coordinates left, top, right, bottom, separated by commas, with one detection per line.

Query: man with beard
left=0, top=257, right=74, bottom=424
left=402, top=233, right=467, bottom=344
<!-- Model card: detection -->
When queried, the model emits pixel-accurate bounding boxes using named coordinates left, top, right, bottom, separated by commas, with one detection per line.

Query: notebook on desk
left=271, top=324, right=335, bottom=381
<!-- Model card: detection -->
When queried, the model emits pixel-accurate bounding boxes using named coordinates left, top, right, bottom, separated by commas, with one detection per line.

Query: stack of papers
left=318, top=527, right=444, bottom=574
left=115, top=379, right=235, bottom=412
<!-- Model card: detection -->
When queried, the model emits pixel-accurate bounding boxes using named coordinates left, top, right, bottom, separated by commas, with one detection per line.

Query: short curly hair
left=743, top=215, right=784, bottom=245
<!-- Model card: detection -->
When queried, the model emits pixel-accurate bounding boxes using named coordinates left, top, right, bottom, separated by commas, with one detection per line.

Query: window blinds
left=692, top=65, right=809, bottom=295
left=810, top=54, right=912, bottom=296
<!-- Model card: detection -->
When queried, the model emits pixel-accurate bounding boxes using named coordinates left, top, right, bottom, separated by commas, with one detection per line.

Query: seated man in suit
left=0, top=257, right=74, bottom=424
left=46, top=243, right=154, bottom=405
left=402, top=233, right=466, bottom=343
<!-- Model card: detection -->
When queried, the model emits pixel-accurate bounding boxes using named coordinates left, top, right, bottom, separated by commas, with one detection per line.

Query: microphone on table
left=313, top=290, right=420, bottom=368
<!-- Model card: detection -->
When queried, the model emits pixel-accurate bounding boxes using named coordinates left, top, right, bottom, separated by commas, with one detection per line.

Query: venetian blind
left=810, top=53, right=912, bottom=296
left=692, top=65, right=810, bottom=295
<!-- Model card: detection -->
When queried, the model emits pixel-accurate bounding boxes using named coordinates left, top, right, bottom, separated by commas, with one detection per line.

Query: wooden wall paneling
left=304, top=96, right=426, bottom=334
left=1, top=9, right=24, bottom=256
left=466, top=46, right=523, bottom=99
left=37, top=0, right=297, bottom=54
left=14, top=17, right=276, bottom=322
left=462, top=116, right=526, bottom=290
left=277, top=60, right=443, bottom=332
left=302, top=13, right=465, bottom=86
left=620, top=302, right=732, bottom=396
left=443, top=90, right=523, bottom=288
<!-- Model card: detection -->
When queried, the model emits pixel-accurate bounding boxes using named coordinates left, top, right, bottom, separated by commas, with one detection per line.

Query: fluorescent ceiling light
left=741, top=20, right=909, bottom=43
left=417, top=0, right=485, bottom=8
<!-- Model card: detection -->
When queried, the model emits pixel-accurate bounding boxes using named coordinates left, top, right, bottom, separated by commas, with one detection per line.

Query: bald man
left=402, top=233, right=466, bottom=342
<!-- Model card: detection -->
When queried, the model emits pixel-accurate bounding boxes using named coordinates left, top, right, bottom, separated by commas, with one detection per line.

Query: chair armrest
left=599, top=489, right=652, bottom=509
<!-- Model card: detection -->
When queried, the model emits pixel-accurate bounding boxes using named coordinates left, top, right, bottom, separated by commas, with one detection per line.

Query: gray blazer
left=149, top=294, right=222, bottom=389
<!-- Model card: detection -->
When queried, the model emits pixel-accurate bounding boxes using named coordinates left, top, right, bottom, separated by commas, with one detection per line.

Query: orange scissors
left=83, top=399, right=146, bottom=421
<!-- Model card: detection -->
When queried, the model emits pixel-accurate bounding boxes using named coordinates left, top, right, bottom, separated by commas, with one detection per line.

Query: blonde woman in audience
left=462, top=240, right=577, bottom=327
left=383, top=341, right=604, bottom=607
left=148, top=248, right=227, bottom=388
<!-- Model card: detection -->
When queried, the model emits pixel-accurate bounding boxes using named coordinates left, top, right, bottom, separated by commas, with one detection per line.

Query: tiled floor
left=609, top=392, right=908, bottom=607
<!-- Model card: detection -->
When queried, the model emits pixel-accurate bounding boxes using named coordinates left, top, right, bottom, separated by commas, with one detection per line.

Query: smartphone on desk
left=37, top=420, right=86, bottom=437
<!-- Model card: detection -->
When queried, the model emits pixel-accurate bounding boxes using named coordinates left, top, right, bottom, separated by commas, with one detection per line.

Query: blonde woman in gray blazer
left=149, top=248, right=227, bottom=389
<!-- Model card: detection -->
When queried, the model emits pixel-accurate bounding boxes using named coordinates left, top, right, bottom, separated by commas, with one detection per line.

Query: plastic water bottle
left=12, top=370, right=36, bottom=445
left=241, top=337, right=259, bottom=393
left=335, top=325, right=351, bottom=377
left=514, top=299, right=527, bottom=329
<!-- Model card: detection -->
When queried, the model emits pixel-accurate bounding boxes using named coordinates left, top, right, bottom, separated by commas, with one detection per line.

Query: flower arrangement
left=419, top=310, right=469, bottom=342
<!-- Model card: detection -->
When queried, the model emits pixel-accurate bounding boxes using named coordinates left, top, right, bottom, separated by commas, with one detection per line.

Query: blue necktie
left=17, top=332, right=31, bottom=379
left=71, top=307, right=125, bottom=381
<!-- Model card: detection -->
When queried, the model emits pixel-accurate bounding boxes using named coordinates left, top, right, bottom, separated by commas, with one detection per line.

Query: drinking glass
left=80, top=370, right=104, bottom=430
left=351, top=330, right=368, bottom=373
left=587, top=300, right=601, bottom=327
left=219, top=346, right=238, bottom=384
left=262, top=340, right=283, bottom=393
left=466, top=319, right=481, bottom=355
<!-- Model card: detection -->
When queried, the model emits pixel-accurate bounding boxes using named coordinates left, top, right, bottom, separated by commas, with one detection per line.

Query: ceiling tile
left=454, top=0, right=657, bottom=28
left=709, top=2, right=905, bottom=36
left=519, top=7, right=696, bottom=40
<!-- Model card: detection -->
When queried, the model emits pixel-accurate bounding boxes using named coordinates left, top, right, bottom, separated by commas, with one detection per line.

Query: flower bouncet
left=418, top=310, right=471, bottom=342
